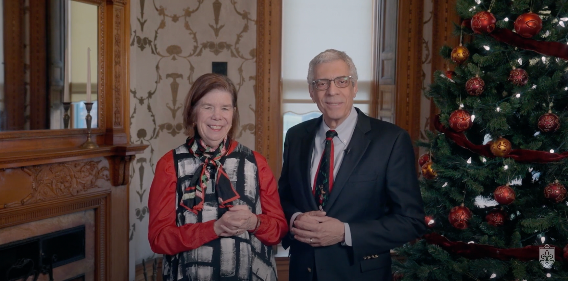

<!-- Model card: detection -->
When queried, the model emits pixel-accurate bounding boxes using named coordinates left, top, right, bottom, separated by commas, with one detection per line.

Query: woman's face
left=194, top=89, right=235, bottom=149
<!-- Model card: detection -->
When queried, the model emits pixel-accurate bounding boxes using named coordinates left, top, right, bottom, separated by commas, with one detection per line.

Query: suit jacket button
left=307, top=267, right=312, bottom=272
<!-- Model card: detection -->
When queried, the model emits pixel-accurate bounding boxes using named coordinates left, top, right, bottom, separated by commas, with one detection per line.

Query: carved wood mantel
left=0, top=1, right=145, bottom=280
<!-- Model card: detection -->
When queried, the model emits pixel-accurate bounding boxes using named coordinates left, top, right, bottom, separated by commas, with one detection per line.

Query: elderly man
left=279, top=49, right=426, bottom=281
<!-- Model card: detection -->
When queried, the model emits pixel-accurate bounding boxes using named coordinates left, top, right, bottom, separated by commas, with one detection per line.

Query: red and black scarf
left=179, top=136, right=240, bottom=214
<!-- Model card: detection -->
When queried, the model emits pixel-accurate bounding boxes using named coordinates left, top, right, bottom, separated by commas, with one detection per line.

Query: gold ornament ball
left=421, top=161, right=437, bottom=179
left=451, top=45, right=470, bottom=65
left=490, top=137, right=512, bottom=157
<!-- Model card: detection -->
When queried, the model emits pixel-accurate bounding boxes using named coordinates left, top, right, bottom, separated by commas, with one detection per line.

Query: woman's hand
left=213, top=205, right=258, bottom=236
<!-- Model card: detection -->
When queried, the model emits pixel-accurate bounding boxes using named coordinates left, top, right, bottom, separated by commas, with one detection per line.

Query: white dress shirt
left=291, top=107, right=358, bottom=246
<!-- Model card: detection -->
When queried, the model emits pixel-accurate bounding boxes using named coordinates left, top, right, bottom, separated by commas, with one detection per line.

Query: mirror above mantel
left=0, top=0, right=99, bottom=132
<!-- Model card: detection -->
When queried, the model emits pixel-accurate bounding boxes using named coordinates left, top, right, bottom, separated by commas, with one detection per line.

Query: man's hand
left=292, top=211, right=345, bottom=247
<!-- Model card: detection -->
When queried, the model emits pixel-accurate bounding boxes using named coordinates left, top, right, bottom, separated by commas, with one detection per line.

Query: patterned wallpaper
left=128, top=0, right=257, bottom=278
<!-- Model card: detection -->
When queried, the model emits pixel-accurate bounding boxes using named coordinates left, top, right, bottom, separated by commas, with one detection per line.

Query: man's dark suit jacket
left=279, top=108, right=426, bottom=281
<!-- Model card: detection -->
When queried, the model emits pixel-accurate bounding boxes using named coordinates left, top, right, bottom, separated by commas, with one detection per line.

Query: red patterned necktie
left=314, top=130, right=337, bottom=209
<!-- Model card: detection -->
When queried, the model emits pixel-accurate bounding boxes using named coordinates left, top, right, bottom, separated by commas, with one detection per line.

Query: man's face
left=309, top=60, right=357, bottom=129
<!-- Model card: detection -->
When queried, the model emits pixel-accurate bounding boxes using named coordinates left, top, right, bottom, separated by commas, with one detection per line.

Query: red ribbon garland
left=463, top=19, right=568, bottom=60
left=434, top=115, right=568, bottom=163
left=424, top=232, right=567, bottom=262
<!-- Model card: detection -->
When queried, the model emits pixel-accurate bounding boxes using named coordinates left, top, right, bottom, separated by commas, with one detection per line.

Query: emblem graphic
left=539, top=244, right=555, bottom=268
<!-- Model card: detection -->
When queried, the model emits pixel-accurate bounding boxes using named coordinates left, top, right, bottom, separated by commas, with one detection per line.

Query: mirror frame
left=0, top=0, right=106, bottom=141
left=0, top=0, right=132, bottom=153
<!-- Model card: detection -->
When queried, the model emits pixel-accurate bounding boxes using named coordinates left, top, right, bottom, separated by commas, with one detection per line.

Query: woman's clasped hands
left=213, top=205, right=258, bottom=237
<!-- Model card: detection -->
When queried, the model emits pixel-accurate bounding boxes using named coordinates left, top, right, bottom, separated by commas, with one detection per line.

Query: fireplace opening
left=0, top=225, right=85, bottom=281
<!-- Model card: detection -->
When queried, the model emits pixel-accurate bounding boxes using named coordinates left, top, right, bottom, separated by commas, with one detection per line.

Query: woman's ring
left=310, top=238, right=313, bottom=243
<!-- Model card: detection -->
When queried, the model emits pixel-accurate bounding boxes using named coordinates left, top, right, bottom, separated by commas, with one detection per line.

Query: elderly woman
left=148, top=73, right=287, bottom=281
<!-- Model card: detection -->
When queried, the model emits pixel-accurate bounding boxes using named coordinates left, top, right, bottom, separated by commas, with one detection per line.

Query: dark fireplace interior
left=0, top=225, right=85, bottom=281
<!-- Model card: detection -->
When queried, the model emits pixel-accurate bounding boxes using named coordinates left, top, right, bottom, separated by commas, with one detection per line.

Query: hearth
left=0, top=226, right=85, bottom=281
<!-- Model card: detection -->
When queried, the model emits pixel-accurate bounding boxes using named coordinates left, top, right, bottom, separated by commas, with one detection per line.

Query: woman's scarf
left=179, top=135, right=240, bottom=214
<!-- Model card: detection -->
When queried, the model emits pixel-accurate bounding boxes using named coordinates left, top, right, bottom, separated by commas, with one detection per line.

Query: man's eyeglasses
left=311, top=76, right=352, bottom=90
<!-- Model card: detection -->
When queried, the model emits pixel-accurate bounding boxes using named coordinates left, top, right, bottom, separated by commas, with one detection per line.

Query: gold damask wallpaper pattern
left=128, top=0, right=257, bottom=276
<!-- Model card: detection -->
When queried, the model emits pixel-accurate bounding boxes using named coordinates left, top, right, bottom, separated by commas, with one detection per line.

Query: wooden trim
left=2, top=0, right=25, bottom=131
left=395, top=0, right=424, bottom=142
left=0, top=144, right=146, bottom=169
left=255, top=0, right=282, bottom=177
left=430, top=0, right=460, bottom=131
left=29, top=0, right=48, bottom=130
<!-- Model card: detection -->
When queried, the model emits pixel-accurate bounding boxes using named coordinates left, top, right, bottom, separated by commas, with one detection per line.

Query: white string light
left=515, top=93, right=521, bottom=98
left=504, top=165, right=509, bottom=170
left=482, top=157, right=487, bottom=163
left=471, top=114, right=476, bottom=122
left=496, top=107, right=501, bottom=112
left=483, top=45, right=491, bottom=50
left=467, top=157, right=472, bottom=164
left=490, top=273, right=497, bottom=278
left=504, top=17, right=509, bottom=22
left=442, top=182, right=448, bottom=187
left=550, top=149, right=555, bottom=153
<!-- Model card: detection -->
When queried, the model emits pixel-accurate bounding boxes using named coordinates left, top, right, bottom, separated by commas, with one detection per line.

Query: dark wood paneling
left=255, top=0, right=282, bottom=177
left=430, top=0, right=461, bottom=131
left=395, top=0, right=424, bottom=143
left=3, top=0, right=26, bottom=131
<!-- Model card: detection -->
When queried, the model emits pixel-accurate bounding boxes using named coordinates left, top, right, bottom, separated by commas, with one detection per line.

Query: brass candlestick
left=63, top=102, right=71, bottom=129
left=80, top=102, right=98, bottom=149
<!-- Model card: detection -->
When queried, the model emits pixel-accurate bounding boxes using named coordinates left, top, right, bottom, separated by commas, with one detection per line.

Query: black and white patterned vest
left=162, top=141, right=277, bottom=281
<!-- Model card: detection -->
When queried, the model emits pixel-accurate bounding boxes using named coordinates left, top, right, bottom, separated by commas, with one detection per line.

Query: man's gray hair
left=307, top=49, right=358, bottom=85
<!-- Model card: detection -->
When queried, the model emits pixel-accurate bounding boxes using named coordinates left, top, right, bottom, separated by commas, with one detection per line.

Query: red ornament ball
left=514, top=12, right=543, bottom=38
left=445, top=70, right=455, bottom=80
left=466, top=76, right=485, bottom=96
left=508, top=68, right=528, bottom=86
left=544, top=181, right=567, bottom=203
left=421, top=161, right=437, bottom=180
left=448, top=205, right=473, bottom=229
left=538, top=112, right=560, bottom=133
left=486, top=209, right=507, bottom=227
left=471, top=11, right=497, bottom=34
left=418, top=153, right=431, bottom=167
left=449, top=109, right=473, bottom=132
left=451, top=45, right=470, bottom=64
left=490, top=137, right=512, bottom=157
left=494, top=185, right=516, bottom=205
left=424, top=215, right=436, bottom=228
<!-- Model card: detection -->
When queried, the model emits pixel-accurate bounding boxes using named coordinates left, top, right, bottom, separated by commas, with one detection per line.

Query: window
left=281, top=0, right=376, bottom=141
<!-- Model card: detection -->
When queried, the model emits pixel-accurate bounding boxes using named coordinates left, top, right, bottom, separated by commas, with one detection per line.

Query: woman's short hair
left=182, top=73, right=239, bottom=138
left=307, top=49, right=358, bottom=85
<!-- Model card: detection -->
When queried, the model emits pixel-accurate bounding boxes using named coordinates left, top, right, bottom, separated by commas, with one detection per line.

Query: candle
left=86, top=47, right=91, bottom=103
left=63, top=44, right=70, bottom=102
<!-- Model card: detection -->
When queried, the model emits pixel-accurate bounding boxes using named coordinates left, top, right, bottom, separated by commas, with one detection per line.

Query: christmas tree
left=394, top=0, right=568, bottom=280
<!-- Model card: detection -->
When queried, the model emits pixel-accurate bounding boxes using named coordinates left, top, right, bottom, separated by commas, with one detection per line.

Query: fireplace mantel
left=0, top=1, right=143, bottom=280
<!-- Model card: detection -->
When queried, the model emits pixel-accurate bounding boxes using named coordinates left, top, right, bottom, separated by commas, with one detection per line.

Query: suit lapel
left=324, top=110, right=371, bottom=211
left=299, top=117, right=321, bottom=210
